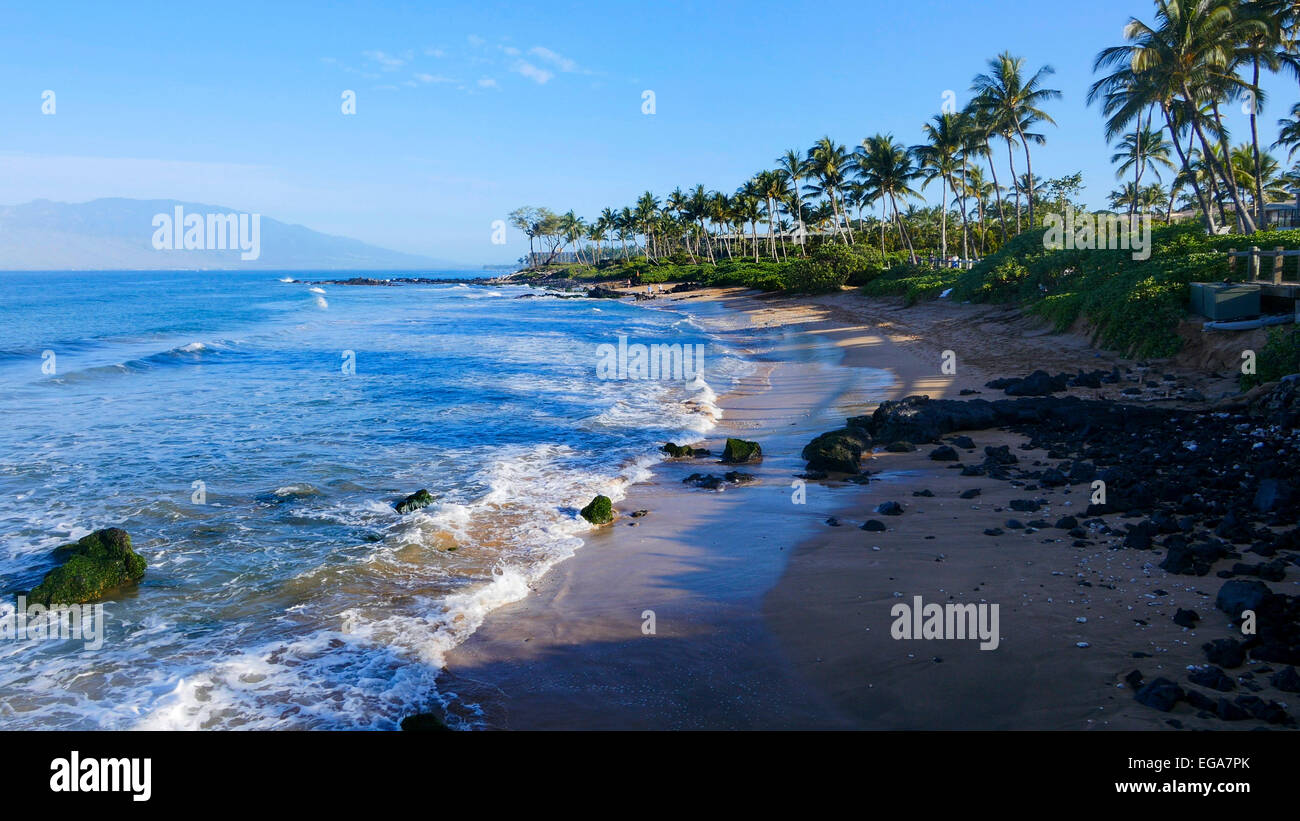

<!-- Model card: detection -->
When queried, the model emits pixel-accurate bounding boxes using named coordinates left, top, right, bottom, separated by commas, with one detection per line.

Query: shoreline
left=430, top=286, right=1299, bottom=730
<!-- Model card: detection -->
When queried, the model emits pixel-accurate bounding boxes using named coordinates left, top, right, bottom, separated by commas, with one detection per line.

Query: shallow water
left=0, top=271, right=750, bottom=729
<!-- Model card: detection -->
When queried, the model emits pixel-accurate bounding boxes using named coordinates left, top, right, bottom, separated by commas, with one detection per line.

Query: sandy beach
left=436, top=286, right=1297, bottom=730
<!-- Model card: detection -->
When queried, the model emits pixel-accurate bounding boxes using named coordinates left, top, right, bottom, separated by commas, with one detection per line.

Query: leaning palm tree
left=962, top=101, right=1011, bottom=242
left=1096, top=0, right=1263, bottom=233
left=971, top=51, right=1061, bottom=231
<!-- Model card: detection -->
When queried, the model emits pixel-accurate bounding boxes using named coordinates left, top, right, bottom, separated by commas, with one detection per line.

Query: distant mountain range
left=0, top=198, right=461, bottom=270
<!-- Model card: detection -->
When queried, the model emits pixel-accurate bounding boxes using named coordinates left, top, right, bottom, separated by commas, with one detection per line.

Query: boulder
left=721, top=438, right=762, bottom=464
left=1135, top=677, right=1184, bottom=711
left=661, top=442, right=697, bottom=458
left=28, top=528, right=146, bottom=605
left=1004, top=370, right=1068, bottom=396
left=801, top=429, right=869, bottom=473
left=579, top=495, right=614, bottom=524
left=395, top=489, right=434, bottom=514
left=1215, top=579, right=1271, bottom=618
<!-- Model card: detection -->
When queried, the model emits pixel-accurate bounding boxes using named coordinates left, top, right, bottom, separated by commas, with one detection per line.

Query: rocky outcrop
left=27, top=528, right=146, bottom=605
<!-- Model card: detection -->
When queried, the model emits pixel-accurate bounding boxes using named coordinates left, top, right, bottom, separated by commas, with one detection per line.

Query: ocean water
left=0, top=271, right=750, bottom=729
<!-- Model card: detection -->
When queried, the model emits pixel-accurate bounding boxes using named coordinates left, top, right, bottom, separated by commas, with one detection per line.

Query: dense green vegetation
left=1244, top=325, right=1300, bottom=388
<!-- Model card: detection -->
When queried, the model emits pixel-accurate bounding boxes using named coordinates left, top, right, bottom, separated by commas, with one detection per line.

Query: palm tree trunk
left=1005, top=136, right=1022, bottom=234
left=938, top=176, right=949, bottom=258
left=891, top=194, right=917, bottom=264
left=987, top=151, right=1009, bottom=243
left=1163, top=105, right=1216, bottom=234
left=1014, top=124, right=1038, bottom=228
left=1190, top=91, right=1255, bottom=233
left=879, top=198, right=888, bottom=264
left=957, top=158, right=971, bottom=261
left=1249, top=58, right=1266, bottom=231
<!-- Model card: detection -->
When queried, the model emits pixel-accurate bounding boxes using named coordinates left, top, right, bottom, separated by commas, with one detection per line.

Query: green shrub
left=943, top=224, right=1300, bottom=358
left=1242, top=325, right=1300, bottom=389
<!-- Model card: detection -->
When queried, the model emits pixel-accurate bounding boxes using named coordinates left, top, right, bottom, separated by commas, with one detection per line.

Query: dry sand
left=437, top=287, right=1297, bottom=730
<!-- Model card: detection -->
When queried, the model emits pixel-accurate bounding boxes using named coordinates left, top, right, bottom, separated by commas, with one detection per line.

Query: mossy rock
left=579, top=495, right=614, bottom=525
left=721, top=438, right=762, bottom=463
left=885, top=441, right=917, bottom=453
left=801, top=428, right=872, bottom=473
left=661, top=442, right=694, bottom=457
left=395, top=489, right=434, bottom=514
left=29, top=528, right=146, bottom=605
left=400, top=713, right=452, bottom=732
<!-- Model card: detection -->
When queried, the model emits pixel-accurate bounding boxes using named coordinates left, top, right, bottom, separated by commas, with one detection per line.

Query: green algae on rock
left=579, top=495, right=614, bottom=525
left=28, top=528, right=146, bottom=605
left=721, top=438, right=762, bottom=463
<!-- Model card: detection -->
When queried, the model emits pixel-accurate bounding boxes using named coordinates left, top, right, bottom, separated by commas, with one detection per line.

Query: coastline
left=432, top=286, right=1298, bottom=730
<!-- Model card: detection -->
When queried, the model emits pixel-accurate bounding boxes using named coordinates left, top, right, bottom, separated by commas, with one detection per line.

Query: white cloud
left=424, top=47, right=446, bottom=58
left=502, top=46, right=520, bottom=56
left=513, top=61, right=553, bottom=84
left=528, top=46, right=577, bottom=73
left=414, top=73, right=454, bottom=84
left=467, top=34, right=485, bottom=46
left=478, top=77, right=498, bottom=88
left=362, top=50, right=407, bottom=71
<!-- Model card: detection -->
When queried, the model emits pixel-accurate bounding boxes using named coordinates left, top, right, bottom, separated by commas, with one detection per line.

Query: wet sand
left=437, top=287, right=1296, bottom=730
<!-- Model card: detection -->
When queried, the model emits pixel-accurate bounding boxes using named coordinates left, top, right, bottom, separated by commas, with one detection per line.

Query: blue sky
left=2, top=0, right=1296, bottom=265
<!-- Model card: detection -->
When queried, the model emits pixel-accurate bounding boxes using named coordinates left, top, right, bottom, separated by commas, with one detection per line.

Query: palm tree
left=1275, top=102, right=1300, bottom=161
left=688, top=185, right=716, bottom=263
left=777, top=149, right=809, bottom=254
left=755, top=170, right=789, bottom=259
left=665, top=188, right=693, bottom=261
left=1238, top=0, right=1299, bottom=230
left=734, top=183, right=763, bottom=261
left=854, top=134, right=921, bottom=264
left=1231, top=143, right=1290, bottom=210
left=963, top=101, right=1011, bottom=242
left=915, top=112, right=963, bottom=259
left=972, top=51, right=1061, bottom=231
left=1111, top=122, right=1176, bottom=218
left=709, top=192, right=734, bottom=259
left=1100, top=1, right=1264, bottom=233
left=962, top=165, right=995, bottom=254
left=806, top=137, right=854, bottom=243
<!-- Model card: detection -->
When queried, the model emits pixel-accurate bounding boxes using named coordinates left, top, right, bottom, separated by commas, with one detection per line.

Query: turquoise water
left=0, top=271, right=748, bottom=728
